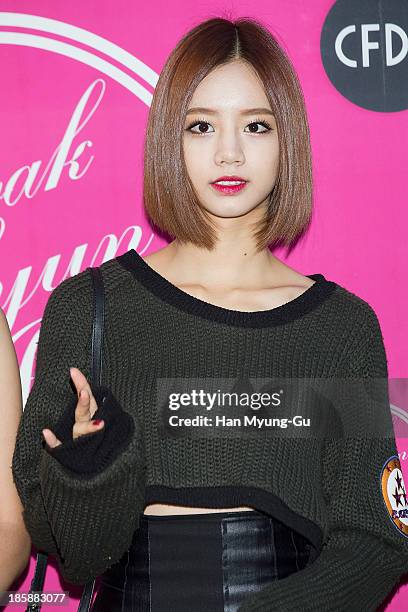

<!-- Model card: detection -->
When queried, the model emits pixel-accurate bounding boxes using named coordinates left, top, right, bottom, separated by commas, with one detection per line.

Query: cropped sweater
left=11, top=248, right=408, bottom=612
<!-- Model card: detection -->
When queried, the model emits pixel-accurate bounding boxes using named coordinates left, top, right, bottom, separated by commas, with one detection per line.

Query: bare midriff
left=143, top=504, right=255, bottom=515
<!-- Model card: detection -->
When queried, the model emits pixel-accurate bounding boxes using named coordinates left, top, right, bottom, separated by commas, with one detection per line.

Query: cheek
left=251, top=136, right=279, bottom=158
left=183, top=140, right=209, bottom=181
left=249, top=140, right=279, bottom=174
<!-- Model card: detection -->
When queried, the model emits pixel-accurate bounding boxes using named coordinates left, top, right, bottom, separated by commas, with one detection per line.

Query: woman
left=0, top=308, right=31, bottom=591
left=12, top=16, right=408, bottom=612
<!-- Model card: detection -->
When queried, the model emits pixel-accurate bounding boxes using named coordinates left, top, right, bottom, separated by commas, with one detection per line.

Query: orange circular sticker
left=381, top=455, right=408, bottom=537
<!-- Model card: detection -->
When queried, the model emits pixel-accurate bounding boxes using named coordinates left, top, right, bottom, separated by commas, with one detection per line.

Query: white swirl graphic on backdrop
left=0, top=12, right=158, bottom=102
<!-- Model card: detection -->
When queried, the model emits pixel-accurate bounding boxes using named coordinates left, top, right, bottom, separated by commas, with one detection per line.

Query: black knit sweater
left=11, top=249, right=408, bottom=611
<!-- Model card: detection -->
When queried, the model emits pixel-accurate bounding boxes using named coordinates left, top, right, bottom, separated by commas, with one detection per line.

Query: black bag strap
left=26, top=266, right=105, bottom=612
left=90, top=267, right=105, bottom=389
left=25, top=551, right=47, bottom=609
left=77, top=267, right=104, bottom=610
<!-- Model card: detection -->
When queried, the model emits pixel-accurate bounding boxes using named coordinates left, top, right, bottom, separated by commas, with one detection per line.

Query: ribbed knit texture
left=12, top=249, right=408, bottom=610
left=44, top=386, right=134, bottom=475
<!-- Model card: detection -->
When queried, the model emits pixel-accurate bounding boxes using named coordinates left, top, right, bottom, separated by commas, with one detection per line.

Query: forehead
left=188, top=61, right=271, bottom=114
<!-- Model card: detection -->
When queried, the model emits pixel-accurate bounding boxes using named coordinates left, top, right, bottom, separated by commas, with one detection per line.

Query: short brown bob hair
left=143, top=16, right=313, bottom=253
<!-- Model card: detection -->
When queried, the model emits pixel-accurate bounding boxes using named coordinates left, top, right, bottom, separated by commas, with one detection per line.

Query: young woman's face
left=183, top=60, right=279, bottom=221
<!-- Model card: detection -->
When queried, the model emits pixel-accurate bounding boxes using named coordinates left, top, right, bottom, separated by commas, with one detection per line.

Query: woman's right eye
left=186, top=120, right=214, bottom=136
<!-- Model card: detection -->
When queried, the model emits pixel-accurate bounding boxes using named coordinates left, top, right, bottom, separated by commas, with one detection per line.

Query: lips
left=211, top=175, right=247, bottom=184
left=211, top=177, right=248, bottom=195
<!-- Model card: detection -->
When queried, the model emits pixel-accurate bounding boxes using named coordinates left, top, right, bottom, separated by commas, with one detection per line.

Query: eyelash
left=185, top=117, right=273, bottom=136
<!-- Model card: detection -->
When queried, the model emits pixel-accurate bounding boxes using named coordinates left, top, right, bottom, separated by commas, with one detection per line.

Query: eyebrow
left=186, top=107, right=274, bottom=116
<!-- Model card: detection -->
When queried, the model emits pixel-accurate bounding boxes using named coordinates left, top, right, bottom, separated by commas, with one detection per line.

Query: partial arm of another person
left=0, top=308, right=31, bottom=590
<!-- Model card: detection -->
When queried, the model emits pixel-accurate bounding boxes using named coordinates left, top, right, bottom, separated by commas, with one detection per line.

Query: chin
left=201, top=204, right=259, bottom=220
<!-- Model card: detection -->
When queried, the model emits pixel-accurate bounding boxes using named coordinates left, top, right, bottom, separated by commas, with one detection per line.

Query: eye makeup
left=185, top=117, right=273, bottom=136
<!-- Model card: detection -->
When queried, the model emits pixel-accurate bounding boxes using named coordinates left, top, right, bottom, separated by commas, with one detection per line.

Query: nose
left=214, top=129, right=245, bottom=166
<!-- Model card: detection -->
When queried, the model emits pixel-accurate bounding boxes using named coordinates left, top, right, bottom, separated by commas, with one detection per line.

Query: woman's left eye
left=245, top=120, right=272, bottom=134
left=185, top=119, right=272, bottom=136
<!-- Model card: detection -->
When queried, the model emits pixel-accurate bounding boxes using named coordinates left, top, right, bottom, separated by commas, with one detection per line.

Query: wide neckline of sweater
left=116, top=249, right=337, bottom=328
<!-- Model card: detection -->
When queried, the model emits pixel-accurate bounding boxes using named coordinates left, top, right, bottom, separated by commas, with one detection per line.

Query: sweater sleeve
left=43, top=385, right=135, bottom=475
left=11, top=269, right=146, bottom=585
left=238, top=306, right=408, bottom=612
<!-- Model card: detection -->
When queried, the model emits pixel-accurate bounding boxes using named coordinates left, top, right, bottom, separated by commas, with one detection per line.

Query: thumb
left=42, top=428, right=62, bottom=449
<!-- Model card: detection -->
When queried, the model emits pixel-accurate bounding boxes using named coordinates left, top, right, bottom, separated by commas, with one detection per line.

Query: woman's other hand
left=42, top=367, right=104, bottom=448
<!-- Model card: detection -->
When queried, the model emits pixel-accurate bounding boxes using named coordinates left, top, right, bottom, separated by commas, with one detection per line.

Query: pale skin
left=42, top=367, right=105, bottom=447
left=44, top=59, right=315, bottom=516
left=0, top=309, right=32, bottom=589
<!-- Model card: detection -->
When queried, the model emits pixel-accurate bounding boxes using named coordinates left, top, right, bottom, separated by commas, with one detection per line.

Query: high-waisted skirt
left=91, top=509, right=313, bottom=612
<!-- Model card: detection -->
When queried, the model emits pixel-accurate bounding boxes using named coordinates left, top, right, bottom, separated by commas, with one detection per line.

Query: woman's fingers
left=68, top=367, right=103, bottom=439
left=73, top=401, right=104, bottom=439
left=75, top=388, right=93, bottom=422
left=42, top=368, right=104, bottom=447
left=70, top=366, right=92, bottom=398
left=42, top=428, right=61, bottom=449
left=70, top=366, right=98, bottom=417
left=73, top=386, right=104, bottom=440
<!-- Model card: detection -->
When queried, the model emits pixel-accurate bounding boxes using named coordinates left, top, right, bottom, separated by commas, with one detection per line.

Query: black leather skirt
left=91, top=509, right=312, bottom=612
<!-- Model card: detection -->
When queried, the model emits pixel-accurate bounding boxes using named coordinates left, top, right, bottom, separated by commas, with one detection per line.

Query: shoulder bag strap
left=77, top=266, right=105, bottom=611
left=26, top=267, right=105, bottom=612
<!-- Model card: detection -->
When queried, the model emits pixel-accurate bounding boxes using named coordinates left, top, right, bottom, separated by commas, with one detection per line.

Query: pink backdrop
left=1, top=1, right=407, bottom=610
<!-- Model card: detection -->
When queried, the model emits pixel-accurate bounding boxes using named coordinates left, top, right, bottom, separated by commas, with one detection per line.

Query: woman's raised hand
left=42, top=367, right=104, bottom=449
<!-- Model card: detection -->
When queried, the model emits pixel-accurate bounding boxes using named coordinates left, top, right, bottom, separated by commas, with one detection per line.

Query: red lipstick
left=210, top=176, right=248, bottom=195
